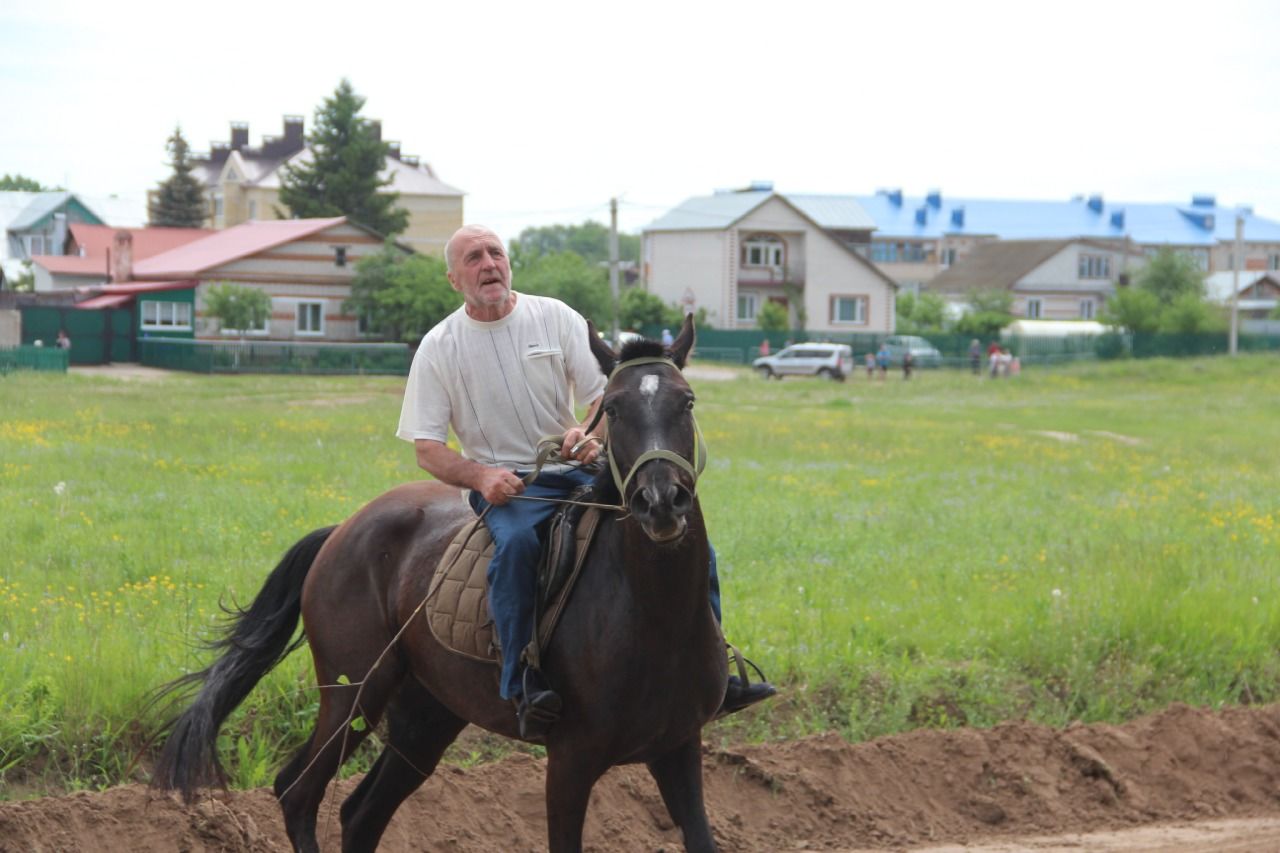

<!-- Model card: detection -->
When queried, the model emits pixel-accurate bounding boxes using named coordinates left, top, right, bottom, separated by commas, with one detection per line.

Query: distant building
left=643, top=185, right=898, bottom=333
left=928, top=238, right=1147, bottom=321
left=125, top=216, right=407, bottom=342
left=1203, top=271, right=1280, bottom=319
left=648, top=187, right=1280, bottom=306
left=0, top=191, right=105, bottom=286
left=181, top=117, right=464, bottom=255
left=29, top=223, right=213, bottom=291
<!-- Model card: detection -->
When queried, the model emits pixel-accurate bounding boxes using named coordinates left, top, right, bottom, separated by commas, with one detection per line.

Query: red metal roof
left=74, top=293, right=133, bottom=309
left=133, top=217, right=348, bottom=278
left=92, top=280, right=195, bottom=294
left=31, top=254, right=108, bottom=276
left=68, top=223, right=214, bottom=260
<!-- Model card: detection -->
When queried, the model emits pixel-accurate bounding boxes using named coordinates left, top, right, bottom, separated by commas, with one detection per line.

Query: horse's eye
left=686, top=398, right=695, bottom=411
left=604, top=404, right=618, bottom=420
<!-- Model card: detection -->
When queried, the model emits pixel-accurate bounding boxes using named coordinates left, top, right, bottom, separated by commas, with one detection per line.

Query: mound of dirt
left=4, top=702, right=1280, bottom=852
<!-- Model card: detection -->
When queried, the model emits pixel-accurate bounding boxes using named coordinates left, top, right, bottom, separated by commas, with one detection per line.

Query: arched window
left=741, top=234, right=784, bottom=269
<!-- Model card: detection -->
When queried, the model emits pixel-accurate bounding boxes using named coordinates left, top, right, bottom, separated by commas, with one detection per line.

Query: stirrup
left=715, top=644, right=776, bottom=720
left=516, top=667, right=562, bottom=743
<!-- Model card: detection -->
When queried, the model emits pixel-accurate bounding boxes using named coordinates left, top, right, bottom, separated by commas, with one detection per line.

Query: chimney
left=52, top=213, right=68, bottom=255
left=926, top=190, right=942, bottom=209
left=369, top=120, right=382, bottom=142
left=1087, top=194, right=1104, bottom=213
left=230, top=122, right=249, bottom=151
left=111, top=230, right=133, bottom=283
left=387, top=141, right=401, bottom=161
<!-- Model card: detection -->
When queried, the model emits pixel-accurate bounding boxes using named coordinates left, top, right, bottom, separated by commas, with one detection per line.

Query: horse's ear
left=669, top=313, right=695, bottom=369
left=587, top=321, right=617, bottom=376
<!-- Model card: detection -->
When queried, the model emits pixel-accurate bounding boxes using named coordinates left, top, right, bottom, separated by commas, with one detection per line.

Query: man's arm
left=414, top=440, right=526, bottom=506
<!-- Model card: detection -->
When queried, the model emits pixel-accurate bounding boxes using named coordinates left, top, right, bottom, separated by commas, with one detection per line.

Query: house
left=928, top=238, right=1147, bottom=321
left=127, top=216, right=406, bottom=342
left=185, top=117, right=464, bottom=256
left=851, top=190, right=1280, bottom=287
left=0, top=191, right=106, bottom=286
left=643, top=188, right=898, bottom=333
left=29, top=223, right=213, bottom=291
left=1203, top=271, right=1280, bottom=319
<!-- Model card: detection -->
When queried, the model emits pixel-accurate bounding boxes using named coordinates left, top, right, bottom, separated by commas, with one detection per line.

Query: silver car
left=882, top=335, right=943, bottom=368
left=753, top=343, right=853, bottom=381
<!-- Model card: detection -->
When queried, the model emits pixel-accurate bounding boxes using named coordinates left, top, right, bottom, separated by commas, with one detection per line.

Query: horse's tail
left=150, top=525, right=336, bottom=802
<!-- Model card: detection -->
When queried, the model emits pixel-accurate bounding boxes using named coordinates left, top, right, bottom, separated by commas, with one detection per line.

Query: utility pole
left=609, top=197, right=620, bottom=347
left=1230, top=213, right=1243, bottom=356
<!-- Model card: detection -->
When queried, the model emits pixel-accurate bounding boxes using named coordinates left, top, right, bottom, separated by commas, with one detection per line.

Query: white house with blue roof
left=646, top=186, right=1280, bottom=326
left=642, top=185, right=899, bottom=333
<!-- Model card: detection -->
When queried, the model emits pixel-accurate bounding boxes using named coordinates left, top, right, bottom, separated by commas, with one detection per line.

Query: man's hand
left=561, top=426, right=602, bottom=465
left=475, top=466, right=526, bottom=506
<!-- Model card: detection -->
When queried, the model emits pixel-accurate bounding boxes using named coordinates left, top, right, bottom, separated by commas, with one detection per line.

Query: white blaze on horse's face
left=639, top=373, right=660, bottom=403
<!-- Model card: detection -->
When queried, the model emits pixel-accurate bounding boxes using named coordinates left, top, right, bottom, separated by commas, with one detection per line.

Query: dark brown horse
left=152, top=315, right=729, bottom=852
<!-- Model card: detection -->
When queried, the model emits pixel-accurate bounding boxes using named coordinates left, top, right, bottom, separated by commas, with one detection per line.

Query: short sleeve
left=559, top=307, right=607, bottom=407
left=396, top=335, right=453, bottom=443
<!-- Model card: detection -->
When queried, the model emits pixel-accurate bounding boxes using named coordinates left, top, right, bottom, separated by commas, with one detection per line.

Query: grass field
left=1, top=355, right=1278, bottom=797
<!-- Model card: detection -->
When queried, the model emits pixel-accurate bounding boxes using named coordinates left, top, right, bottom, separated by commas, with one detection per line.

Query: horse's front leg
left=544, top=750, right=606, bottom=853
left=647, top=736, right=717, bottom=853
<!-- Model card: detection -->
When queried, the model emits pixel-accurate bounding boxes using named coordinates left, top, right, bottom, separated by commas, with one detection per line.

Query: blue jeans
left=470, top=469, right=721, bottom=699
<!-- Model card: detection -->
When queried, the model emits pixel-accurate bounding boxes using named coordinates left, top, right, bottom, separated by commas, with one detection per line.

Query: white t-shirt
left=396, top=293, right=607, bottom=469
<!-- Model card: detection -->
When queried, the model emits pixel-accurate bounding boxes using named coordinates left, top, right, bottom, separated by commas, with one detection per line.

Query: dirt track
left=3, top=702, right=1280, bottom=852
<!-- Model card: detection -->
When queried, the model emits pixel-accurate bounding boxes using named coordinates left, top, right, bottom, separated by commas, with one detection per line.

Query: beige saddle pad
left=424, top=507, right=603, bottom=665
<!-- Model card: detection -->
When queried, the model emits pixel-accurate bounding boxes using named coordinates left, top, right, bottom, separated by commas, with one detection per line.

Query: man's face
left=448, top=230, right=512, bottom=310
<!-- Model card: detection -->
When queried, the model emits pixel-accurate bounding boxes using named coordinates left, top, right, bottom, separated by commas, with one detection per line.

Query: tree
left=896, top=291, right=947, bottom=334
left=344, top=243, right=459, bottom=343
left=1135, top=249, right=1205, bottom=305
left=1157, top=292, right=1223, bottom=334
left=148, top=127, right=208, bottom=228
left=515, top=252, right=613, bottom=327
left=278, top=79, right=408, bottom=237
left=618, top=287, right=681, bottom=331
left=954, top=289, right=1014, bottom=339
left=509, top=222, right=640, bottom=268
left=5, top=261, right=35, bottom=292
left=1100, top=286, right=1161, bottom=334
left=203, top=284, right=271, bottom=336
left=0, top=174, right=53, bottom=192
left=756, top=301, right=789, bottom=332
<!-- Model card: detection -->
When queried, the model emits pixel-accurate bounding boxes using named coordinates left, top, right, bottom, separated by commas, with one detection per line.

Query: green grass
left=1, top=356, right=1278, bottom=796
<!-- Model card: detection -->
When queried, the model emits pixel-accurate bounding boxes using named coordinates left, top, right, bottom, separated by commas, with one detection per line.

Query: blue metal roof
left=646, top=189, right=1280, bottom=245
left=7, top=192, right=75, bottom=231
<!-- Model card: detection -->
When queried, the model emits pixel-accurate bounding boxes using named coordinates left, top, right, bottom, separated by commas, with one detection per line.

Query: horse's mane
left=618, top=339, right=665, bottom=362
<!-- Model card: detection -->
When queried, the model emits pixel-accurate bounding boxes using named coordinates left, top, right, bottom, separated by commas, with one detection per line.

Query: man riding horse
left=396, top=224, right=775, bottom=739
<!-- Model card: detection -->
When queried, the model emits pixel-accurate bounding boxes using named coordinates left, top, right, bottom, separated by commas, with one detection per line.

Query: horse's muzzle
left=629, top=474, right=694, bottom=544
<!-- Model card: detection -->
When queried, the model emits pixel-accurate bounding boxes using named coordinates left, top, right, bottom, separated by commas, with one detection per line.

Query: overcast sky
left=2, top=0, right=1278, bottom=242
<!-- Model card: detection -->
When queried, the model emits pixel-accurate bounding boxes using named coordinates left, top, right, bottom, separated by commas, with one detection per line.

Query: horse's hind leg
left=339, top=677, right=467, bottom=852
left=647, top=737, right=717, bottom=853
left=272, top=662, right=402, bottom=853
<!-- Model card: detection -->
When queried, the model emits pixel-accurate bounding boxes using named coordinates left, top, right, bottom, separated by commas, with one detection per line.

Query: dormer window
left=741, top=234, right=783, bottom=268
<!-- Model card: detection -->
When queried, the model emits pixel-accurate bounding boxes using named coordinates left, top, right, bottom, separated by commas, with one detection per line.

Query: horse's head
left=588, top=315, right=702, bottom=544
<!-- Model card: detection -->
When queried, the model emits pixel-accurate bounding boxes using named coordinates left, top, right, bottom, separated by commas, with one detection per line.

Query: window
left=941, top=248, right=957, bottom=268
left=219, top=309, right=269, bottom=335
left=296, top=301, right=324, bottom=335
left=736, top=293, right=758, bottom=323
left=870, top=241, right=928, bottom=263
left=248, top=200, right=257, bottom=219
left=1079, top=298, right=1095, bottom=320
left=22, top=235, right=48, bottom=257
left=213, top=193, right=224, bottom=216
left=1078, top=254, right=1110, bottom=279
left=334, top=247, right=347, bottom=267
left=831, top=296, right=867, bottom=325
left=1269, top=253, right=1280, bottom=271
left=141, top=300, right=193, bottom=331
left=1026, top=298, right=1042, bottom=319
left=741, top=235, right=783, bottom=268
left=1187, top=248, right=1209, bottom=271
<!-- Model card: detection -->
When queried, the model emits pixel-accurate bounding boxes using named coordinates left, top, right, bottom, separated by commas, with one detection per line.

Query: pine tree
left=277, top=79, right=408, bottom=237
left=149, top=128, right=208, bottom=228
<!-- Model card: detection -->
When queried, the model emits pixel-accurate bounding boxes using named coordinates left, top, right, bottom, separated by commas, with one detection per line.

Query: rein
left=514, top=355, right=707, bottom=512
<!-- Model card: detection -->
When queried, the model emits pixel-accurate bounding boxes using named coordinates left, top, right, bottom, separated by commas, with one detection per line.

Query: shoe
left=516, top=669, right=562, bottom=742
left=716, top=675, right=777, bottom=719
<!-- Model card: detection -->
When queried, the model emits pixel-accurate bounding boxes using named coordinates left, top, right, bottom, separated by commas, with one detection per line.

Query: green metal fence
left=139, top=338, right=411, bottom=375
left=0, top=345, right=70, bottom=374
left=639, top=325, right=1280, bottom=367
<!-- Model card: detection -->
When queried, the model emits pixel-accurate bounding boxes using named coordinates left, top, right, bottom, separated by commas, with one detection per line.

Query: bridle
left=523, top=356, right=707, bottom=513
